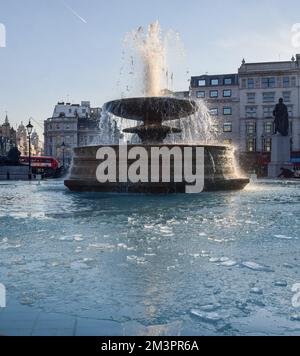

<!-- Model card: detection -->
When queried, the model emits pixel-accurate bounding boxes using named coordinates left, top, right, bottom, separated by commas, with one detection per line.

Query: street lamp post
left=61, top=142, right=66, bottom=170
left=26, top=119, right=33, bottom=180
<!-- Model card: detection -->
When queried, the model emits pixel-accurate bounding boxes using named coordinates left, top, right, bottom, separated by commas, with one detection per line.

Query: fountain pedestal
left=65, top=97, right=250, bottom=193
left=268, top=135, right=291, bottom=178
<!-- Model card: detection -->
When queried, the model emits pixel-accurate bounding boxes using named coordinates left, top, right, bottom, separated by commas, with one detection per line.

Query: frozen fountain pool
left=1, top=180, right=300, bottom=336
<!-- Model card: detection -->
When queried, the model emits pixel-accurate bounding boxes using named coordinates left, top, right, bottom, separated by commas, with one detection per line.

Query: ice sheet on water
left=241, top=261, right=274, bottom=272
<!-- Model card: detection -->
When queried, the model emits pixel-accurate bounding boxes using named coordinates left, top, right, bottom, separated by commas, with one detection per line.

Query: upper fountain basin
left=104, top=97, right=198, bottom=123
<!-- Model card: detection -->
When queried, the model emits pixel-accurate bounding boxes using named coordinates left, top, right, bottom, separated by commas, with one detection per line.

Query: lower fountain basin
left=64, top=145, right=249, bottom=194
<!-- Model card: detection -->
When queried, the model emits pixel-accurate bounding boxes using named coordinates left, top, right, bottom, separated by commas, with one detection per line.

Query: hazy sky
left=0, top=0, right=300, bottom=137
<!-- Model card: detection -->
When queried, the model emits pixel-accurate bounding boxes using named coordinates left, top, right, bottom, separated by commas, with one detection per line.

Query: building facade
left=190, top=74, right=240, bottom=147
left=0, top=115, right=17, bottom=155
left=44, top=101, right=102, bottom=166
left=16, top=122, right=43, bottom=156
left=190, top=55, right=300, bottom=175
left=238, top=55, right=300, bottom=174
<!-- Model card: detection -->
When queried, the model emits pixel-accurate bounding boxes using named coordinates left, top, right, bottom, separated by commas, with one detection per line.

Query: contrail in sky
left=61, top=0, right=88, bottom=24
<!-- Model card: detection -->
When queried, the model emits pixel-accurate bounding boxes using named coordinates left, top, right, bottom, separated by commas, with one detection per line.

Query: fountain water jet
left=65, top=22, right=249, bottom=193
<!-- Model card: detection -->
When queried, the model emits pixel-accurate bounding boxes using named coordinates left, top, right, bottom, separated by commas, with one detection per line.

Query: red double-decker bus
left=20, top=156, right=59, bottom=177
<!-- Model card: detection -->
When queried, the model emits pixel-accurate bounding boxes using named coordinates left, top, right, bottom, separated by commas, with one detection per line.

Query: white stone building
left=238, top=55, right=300, bottom=154
left=44, top=101, right=101, bottom=166
left=190, top=54, right=300, bottom=174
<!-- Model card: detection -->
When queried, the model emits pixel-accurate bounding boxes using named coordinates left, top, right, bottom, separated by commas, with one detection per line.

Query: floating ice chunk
left=0, top=243, right=21, bottom=250
left=290, top=314, right=300, bottom=322
left=275, top=235, right=294, bottom=240
left=241, top=261, right=274, bottom=272
left=117, top=243, right=128, bottom=249
left=274, top=280, right=288, bottom=287
left=190, top=310, right=223, bottom=324
left=199, top=233, right=207, bottom=237
left=209, top=257, right=221, bottom=263
left=190, top=253, right=200, bottom=258
left=283, top=263, right=294, bottom=269
left=59, top=235, right=74, bottom=241
left=198, top=304, right=222, bottom=312
left=250, top=288, right=263, bottom=295
left=246, top=299, right=266, bottom=307
left=89, top=243, right=115, bottom=251
left=208, top=238, right=225, bottom=243
left=167, top=266, right=176, bottom=271
left=127, top=256, right=147, bottom=265
left=221, top=260, right=238, bottom=267
left=74, top=235, right=84, bottom=241
left=20, top=297, right=34, bottom=306
left=144, top=225, right=154, bottom=229
left=70, top=261, right=91, bottom=270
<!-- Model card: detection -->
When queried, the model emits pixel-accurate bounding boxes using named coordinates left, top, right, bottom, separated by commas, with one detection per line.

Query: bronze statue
left=273, top=98, right=289, bottom=136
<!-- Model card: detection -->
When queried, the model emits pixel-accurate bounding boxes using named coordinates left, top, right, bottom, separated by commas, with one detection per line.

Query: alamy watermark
left=0, top=283, right=6, bottom=308
left=0, top=23, right=6, bottom=48
left=292, top=283, right=300, bottom=308
left=291, top=23, right=300, bottom=49
left=96, top=142, right=205, bottom=194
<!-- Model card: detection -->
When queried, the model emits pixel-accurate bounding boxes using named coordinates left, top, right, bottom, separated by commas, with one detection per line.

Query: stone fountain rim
left=103, top=96, right=198, bottom=122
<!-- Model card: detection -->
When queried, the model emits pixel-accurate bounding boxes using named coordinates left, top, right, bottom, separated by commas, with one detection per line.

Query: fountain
left=64, top=22, right=249, bottom=194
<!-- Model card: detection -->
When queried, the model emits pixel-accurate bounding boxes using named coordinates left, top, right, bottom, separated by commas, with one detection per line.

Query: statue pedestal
left=268, top=135, right=291, bottom=178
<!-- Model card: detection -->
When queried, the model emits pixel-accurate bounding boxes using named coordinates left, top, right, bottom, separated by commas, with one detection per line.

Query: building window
left=263, top=138, right=272, bottom=153
left=223, top=107, right=232, bottom=115
left=247, top=93, right=256, bottom=104
left=283, top=77, right=290, bottom=88
left=247, top=78, right=254, bottom=89
left=264, top=122, right=273, bottom=134
left=282, top=91, right=291, bottom=103
left=210, top=90, right=218, bottom=98
left=263, top=92, right=275, bottom=103
left=209, top=108, right=218, bottom=116
left=247, top=138, right=256, bottom=152
left=223, top=123, right=233, bottom=133
left=223, top=90, right=232, bottom=97
left=211, top=79, right=219, bottom=86
left=291, top=77, right=296, bottom=87
left=262, top=77, right=276, bottom=89
left=198, top=79, right=206, bottom=86
left=224, top=78, right=233, bottom=85
left=246, top=122, right=256, bottom=135
left=196, top=91, right=205, bottom=98
left=263, top=106, right=274, bottom=118
left=246, top=106, right=257, bottom=118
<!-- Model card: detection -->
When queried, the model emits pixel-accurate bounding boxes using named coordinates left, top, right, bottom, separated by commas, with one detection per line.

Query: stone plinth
left=268, top=135, right=291, bottom=178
